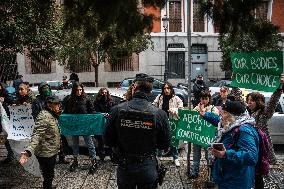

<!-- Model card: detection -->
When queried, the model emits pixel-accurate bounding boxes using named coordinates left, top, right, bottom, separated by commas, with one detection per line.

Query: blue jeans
left=191, top=144, right=208, bottom=175
left=117, top=158, right=158, bottom=189
left=71, top=136, right=96, bottom=160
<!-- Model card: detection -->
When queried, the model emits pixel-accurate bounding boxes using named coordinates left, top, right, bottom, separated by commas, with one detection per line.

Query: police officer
left=103, top=73, right=171, bottom=189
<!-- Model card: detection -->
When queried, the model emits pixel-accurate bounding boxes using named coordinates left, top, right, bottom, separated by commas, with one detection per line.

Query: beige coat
left=153, top=95, right=183, bottom=119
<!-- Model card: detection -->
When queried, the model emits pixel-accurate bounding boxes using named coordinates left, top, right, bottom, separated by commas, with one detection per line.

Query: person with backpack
left=246, top=73, right=284, bottom=189
left=211, top=100, right=259, bottom=189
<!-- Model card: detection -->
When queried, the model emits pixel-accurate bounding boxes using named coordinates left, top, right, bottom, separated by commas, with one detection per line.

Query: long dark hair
left=161, top=81, right=175, bottom=98
left=71, top=82, right=86, bottom=98
left=95, top=88, right=112, bottom=102
left=246, top=92, right=265, bottom=111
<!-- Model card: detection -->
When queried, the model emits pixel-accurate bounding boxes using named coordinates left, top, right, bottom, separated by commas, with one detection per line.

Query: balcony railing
left=30, top=51, right=52, bottom=74
left=111, top=57, right=134, bottom=72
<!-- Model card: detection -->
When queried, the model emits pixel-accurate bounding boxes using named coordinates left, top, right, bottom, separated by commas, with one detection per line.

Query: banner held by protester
left=169, top=118, right=179, bottom=148
left=175, top=109, right=216, bottom=147
left=230, top=51, right=283, bottom=92
left=8, top=104, right=35, bottom=140
left=59, top=113, right=106, bottom=135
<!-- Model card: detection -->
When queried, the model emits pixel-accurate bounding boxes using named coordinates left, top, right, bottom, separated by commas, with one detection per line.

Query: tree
left=0, top=0, right=59, bottom=54
left=198, top=0, right=282, bottom=77
left=56, top=0, right=164, bottom=86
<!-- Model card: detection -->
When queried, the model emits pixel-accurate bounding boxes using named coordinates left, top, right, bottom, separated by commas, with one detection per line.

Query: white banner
left=0, top=102, right=10, bottom=135
left=8, top=104, right=35, bottom=140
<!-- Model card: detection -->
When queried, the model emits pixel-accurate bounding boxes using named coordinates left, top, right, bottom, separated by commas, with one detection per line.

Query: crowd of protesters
left=0, top=73, right=283, bottom=189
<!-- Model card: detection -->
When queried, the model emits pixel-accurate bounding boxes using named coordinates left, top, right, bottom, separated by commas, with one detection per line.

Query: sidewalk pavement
left=1, top=144, right=284, bottom=189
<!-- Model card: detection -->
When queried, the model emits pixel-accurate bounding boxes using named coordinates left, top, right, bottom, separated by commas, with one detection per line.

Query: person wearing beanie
left=19, top=96, right=62, bottom=189
left=211, top=100, right=259, bottom=189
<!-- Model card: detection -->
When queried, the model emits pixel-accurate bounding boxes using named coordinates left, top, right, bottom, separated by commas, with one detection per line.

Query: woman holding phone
left=211, top=101, right=259, bottom=189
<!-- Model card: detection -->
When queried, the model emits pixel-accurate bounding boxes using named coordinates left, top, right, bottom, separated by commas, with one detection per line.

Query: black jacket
left=103, top=92, right=170, bottom=156
left=64, top=95, right=94, bottom=114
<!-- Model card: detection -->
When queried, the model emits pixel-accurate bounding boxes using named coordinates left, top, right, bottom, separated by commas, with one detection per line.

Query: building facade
left=12, top=0, right=284, bottom=87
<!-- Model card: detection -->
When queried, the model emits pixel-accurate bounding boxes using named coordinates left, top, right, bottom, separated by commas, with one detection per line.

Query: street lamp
left=162, top=15, right=169, bottom=81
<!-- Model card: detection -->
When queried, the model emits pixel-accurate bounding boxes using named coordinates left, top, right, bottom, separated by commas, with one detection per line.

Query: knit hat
left=46, top=95, right=61, bottom=103
left=222, top=101, right=246, bottom=116
left=134, top=73, right=154, bottom=83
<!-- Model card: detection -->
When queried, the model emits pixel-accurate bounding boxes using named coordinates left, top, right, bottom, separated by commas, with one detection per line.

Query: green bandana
left=42, top=89, right=52, bottom=96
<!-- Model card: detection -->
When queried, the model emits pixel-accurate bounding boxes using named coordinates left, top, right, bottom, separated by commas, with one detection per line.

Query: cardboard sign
left=231, top=51, right=283, bottom=92
left=175, top=109, right=216, bottom=147
left=8, top=104, right=35, bottom=140
left=59, top=113, right=106, bottom=135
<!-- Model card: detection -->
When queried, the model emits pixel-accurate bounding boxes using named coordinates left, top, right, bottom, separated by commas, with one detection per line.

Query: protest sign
left=175, top=109, right=216, bottom=147
left=59, top=113, right=106, bottom=135
left=231, top=51, right=283, bottom=92
left=169, top=118, right=179, bottom=148
left=8, top=104, right=35, bottom=140
left=0, top=102, right=10, bottom=135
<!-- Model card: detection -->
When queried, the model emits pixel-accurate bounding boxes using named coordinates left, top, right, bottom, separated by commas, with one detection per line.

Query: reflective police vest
left=117, top=102, right=158, bottom=156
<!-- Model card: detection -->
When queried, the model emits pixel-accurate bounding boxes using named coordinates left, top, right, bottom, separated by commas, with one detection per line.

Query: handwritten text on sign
left=230, top=51, right=283, bottom=92
left=8, top=105, right=35, bottom=140
left=59, top=113, right=106, bottom=136
left=175, top=110, right=216, bottom=147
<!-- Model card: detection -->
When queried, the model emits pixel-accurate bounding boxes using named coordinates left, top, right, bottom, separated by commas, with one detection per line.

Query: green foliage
left=198, top=0, right=282, bottom=75
left=0, top=0, right=59, bottom=55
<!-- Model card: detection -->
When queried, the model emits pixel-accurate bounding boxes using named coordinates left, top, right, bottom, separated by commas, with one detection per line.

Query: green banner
left=175, top=110, right=216, bottom=147
left=169, top=118, right=179, bottom=148
left=58, top=113, right=106, bottom=136
left=230, top=51, right=283, bottom=92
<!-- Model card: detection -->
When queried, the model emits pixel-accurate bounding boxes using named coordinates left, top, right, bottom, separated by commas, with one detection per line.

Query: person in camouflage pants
left=19, top=96, right=61, bottom=189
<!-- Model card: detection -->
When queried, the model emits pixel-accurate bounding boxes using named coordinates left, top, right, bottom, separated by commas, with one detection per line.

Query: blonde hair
left=18, top=83, right=29, bottom=90
left=221, top=113, right=236, bottom=131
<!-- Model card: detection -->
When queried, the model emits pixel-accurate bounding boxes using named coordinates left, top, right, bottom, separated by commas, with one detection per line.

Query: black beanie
left=223, top=101, right=246, bottom=116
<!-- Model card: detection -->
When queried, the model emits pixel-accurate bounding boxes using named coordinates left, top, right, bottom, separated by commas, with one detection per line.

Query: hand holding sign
left=19, top=151, right=29, bottom=165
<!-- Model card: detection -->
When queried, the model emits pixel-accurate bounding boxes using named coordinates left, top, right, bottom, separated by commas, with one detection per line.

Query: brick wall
left=271, top=0, right=284, bottom=32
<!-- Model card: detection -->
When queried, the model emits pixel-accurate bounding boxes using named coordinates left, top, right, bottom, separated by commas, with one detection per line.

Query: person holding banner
left=93, top=87, right=115, bottom=161
left=246, top=73, right=284, bottom=189
left=104, top=73, right=171, bottom=188
left=64, top=82, right=98, bottom=174
left=13, top=83, right=35, bottom=105
left=189, top=90, right=219, bottom=179
left=153, top=81, right=183, bottom=167
left=19, top=95, right=62, bottom=189
left=0, top=82, right=16, bottom=164
left=211, top=100, right=258, bottom=189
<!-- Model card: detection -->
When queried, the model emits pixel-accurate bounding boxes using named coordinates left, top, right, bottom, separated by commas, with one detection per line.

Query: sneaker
left=69, top=158, right=78, bottom=172
left=174, top=159, right=180, bottom=167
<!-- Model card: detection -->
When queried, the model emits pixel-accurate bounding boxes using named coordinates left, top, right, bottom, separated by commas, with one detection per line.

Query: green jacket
left=26, top=109, right=60, bottom=157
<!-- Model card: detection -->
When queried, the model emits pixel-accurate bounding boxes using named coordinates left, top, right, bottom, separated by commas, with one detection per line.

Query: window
left=30, top=50, right=52, bottom=74
left=255, top=1, right=269, bottom=20
left=168, top=51, right=185, bottom=79
left=69, top=62, right=93, bottom=73
left=193, top=0, right=204, bottom=32
left=169, top=1, right=182, bottom=32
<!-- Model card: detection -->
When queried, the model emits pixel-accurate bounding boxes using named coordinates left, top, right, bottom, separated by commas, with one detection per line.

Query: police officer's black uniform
left=103, top=74, right=170, bottom=189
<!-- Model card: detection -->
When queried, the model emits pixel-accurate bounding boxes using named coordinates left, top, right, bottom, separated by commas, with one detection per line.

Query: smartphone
left=212, top=143, right=224, bottom=151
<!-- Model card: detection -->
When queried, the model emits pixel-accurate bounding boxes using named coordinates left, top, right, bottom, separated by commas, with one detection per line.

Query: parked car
left=119, top=77, right=189, bottom=106
left=30, top=80, right=72, bottom=95
left=263, top=92, right=284, bottom=144
left=209, top=80, right=232, bottom=96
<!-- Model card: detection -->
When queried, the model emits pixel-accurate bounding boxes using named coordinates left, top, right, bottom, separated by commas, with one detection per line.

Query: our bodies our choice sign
left=174, top=109, right=216, bottom=147
left=230, top=51, right=283, bottom=92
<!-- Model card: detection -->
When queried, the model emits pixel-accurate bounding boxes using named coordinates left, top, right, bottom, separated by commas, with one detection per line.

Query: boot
left=58, top=155, right=69, bottom=164
left=69, top=157, right=78, bottom=172
left=88, top=159, right=98, bottom=175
